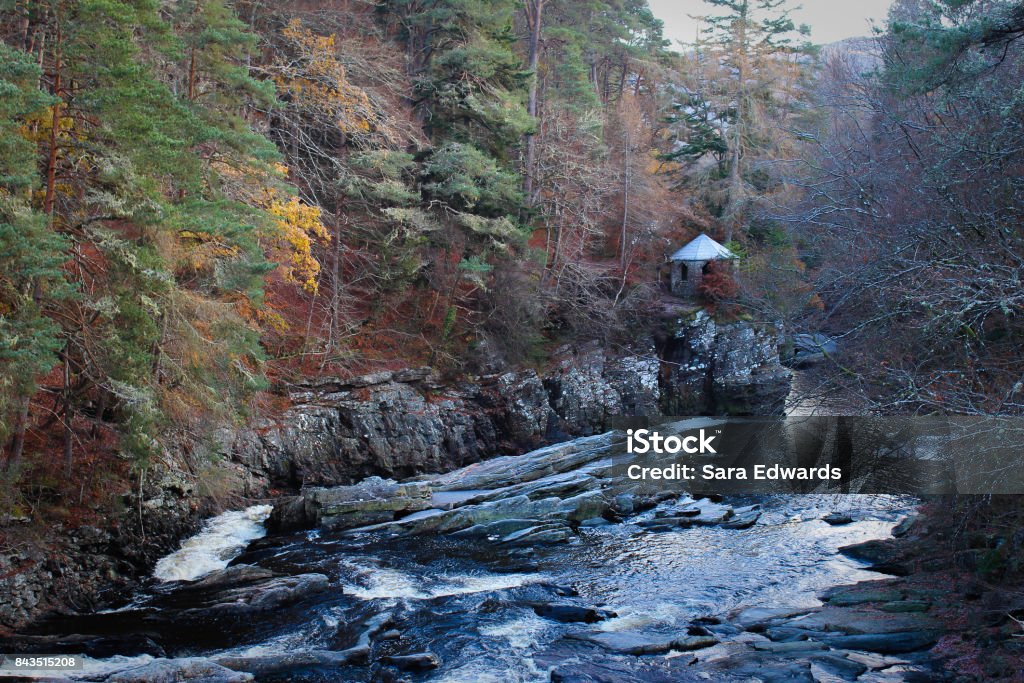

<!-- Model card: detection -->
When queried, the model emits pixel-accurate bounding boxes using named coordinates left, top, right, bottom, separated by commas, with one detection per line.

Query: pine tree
left=696, top=0, right=811, bottom=242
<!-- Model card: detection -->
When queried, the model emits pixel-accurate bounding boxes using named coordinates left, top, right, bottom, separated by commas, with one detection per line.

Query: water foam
left=153, top=504, right=272, bottom=582
left=340, top=559, right=543, bottom=601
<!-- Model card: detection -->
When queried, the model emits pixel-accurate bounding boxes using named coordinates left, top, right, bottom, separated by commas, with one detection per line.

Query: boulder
left=820, top=630, right=938, bottom=654
left=181, top=573, right=330, bottom=616
left=532, top=603, right=617, bottom=623
left=823, top=512, right=854, bottom=525
left=272, top=477, right=433, bottom=532
left=216, top=647, right=368, bottom=676
left=106, top=657, right=252, bottom=683
left=564, top=631, right=718, bottom=655
left=380, top=653, right=441, bottom=671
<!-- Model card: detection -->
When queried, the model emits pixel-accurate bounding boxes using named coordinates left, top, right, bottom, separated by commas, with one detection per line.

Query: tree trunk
left=522, top=0, right=545, bottom=204
left=8, top=12, right=63, bottom=471
left=62, top=344, right=73, bottom=476
left=724, top=1, right=749, bottom=244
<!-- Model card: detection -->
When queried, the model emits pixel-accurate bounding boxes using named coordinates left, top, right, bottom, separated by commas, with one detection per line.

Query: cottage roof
left=669, top=233, right=736, bottom=262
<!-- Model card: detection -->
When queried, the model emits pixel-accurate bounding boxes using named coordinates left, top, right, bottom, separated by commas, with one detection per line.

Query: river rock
left=428, top=433, right=618, bottom=491
left=106, top=657, right=253, bottom=683
left=823, top=512, right=854, bottom=525
left=820, top=630, right=938, bottom=654
left=532, top=603, right=617, bottom=623
left=565, top=631, right=718, bottom=655
left=732, top=607, right=815, bottom=631
left=181, top=573, right=330, bottom=616
left=838, top=539, right=899, bottom=565
left=216, top=647, right=368, bottom=676
left=351, top=488, right=609, bottom=537
left=821, top=584, right=904, bottom=607
left=271, top=478, right=433, bottom=531
left=501, top=523, right=573, bottom=545
left=0, top=633, right=166, bottom=658
left=705, top=650, right=814, bottom=683
left=380, top=653, right=441, bottom=671
left=779, top=606, right=941, bottom=636
left=176, top=564, right=277, bottom=591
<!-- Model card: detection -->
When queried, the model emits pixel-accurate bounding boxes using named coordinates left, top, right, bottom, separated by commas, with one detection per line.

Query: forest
left=1, top=0, right=1023, bottom=578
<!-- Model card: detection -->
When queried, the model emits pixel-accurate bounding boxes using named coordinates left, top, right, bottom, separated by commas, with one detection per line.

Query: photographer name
left=625, top=429, right=842, bottom=481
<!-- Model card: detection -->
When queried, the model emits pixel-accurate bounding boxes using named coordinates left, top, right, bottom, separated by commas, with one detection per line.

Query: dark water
left=25, top=489, right=913, bottom=682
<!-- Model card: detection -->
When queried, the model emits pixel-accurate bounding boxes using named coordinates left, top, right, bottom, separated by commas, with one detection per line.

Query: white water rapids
left=152, top=504, right=273, bottom=582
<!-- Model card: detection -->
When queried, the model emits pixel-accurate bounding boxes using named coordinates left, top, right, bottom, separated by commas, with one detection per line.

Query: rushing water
left=153, top=505, right=274, bottom=582
left=16, top=481, right=913, bottom=682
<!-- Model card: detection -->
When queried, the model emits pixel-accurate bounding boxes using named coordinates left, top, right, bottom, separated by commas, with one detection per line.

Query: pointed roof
left=669, top=233, right=737, bottom=262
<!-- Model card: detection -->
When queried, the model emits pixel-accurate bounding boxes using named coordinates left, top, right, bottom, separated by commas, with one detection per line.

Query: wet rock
left=177, top=564, right=276, bottom=592
left=891, top=514, right=918, bottom=538
left=820, top=630, right=938, bottom=654
left=0, top=633, right=166, bottom=659
left=216, top=647, right=368, bottom=676
left=181, top=573, right=330, bottom=616
left=780, top=607, right=941, bottom=636
left=500, top=524, right=573, bottom=545
left=580, top=517, right=611, bottom=527
left=705, top=650, right=814, bottom=683
left=838, top=539, right=899, bottom=565
left=807, top=652, right=868, bottom=680
left=532, top=603, right=617, bottom=624
left=722, top=506, right=761, bottom=529
left=751, top=639, right=827, bottom=653
left=611, top=493, right=636, bottom=515
left=380, top=653, right=440, bottom=671
left=106, top=657, right=253, bottom=683
left=823, top=513, right=854, bottom=525
left=879, top=600, right=930, bottom=613
left=306, top=478, right=433, bottom=530
left=565, top=631, right=718, bottom=655
left=265, top=496, right=307, bottom=532
left=732, top=606, right=814, bottom=631
left=451, top=518, right=543, bottom=539
left=821, top=585, right=904, bottom=607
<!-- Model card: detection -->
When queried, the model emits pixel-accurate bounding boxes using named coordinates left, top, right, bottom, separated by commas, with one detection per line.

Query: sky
left=648, top=0, right=896, bottom=47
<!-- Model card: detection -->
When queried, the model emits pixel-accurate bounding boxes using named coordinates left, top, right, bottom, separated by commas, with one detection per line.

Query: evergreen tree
left=693, top=0, right=812, bottom=241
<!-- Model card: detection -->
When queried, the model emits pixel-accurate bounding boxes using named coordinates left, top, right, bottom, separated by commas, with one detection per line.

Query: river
left=4, top=403, right=928, bottom=682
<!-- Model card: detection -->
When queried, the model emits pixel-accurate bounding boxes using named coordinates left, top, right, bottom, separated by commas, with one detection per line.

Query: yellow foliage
left=267, top=196, right=330, bottom=293
left=277, top=20, right=377, bottom=136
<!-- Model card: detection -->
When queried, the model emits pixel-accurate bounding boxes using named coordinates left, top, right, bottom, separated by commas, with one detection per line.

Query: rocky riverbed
left=0, top=425, right=950, bottom=682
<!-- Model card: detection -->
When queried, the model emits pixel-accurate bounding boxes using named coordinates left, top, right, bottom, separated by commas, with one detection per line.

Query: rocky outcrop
left=659, top=310, right=792, bottom=415
left=268, top=477, right=433, bottom=531
left=0, top=467, right=203, bottom=631
left=544, top=341, right=661, bottom=435
left=234, top=323, right=790, bottom=491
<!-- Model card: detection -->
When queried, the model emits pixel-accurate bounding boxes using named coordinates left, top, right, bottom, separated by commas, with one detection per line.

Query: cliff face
left=232, top=317, right=791, bottom=490
left=0, top=316, right=791, bottom=629
left=659, top=311, right=793, bottom=416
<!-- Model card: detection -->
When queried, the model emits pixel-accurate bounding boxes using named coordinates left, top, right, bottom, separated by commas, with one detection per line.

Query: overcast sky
left=648, top=0, right=895, bottom=47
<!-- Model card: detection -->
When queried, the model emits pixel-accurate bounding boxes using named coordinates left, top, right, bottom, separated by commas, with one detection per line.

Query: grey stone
left=820, top=631, right=938, bottom=654
left=532, top=603, right=616, bottom=623
left=380, top=653, right=441, bottom=671
left=107, top=658, right=253, bottom=683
